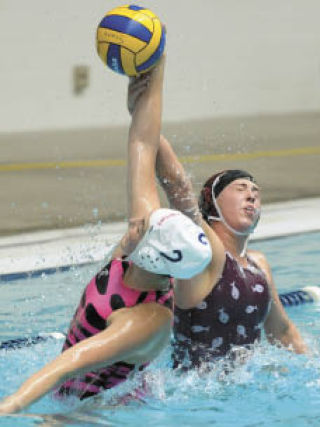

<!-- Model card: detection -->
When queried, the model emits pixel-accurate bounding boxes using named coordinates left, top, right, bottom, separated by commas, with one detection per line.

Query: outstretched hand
left=127, top=52, right=166, bottom=116
left=0, top=395, right=21, bottom=414
left=127, top=73, right=151, bottom=116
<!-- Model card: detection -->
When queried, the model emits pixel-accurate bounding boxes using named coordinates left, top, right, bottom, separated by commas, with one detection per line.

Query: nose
left=246, top=190, right=256, bottom=203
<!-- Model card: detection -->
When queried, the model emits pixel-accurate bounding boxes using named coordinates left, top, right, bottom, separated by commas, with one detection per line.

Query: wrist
left=0, top=394, right=22, bottom=414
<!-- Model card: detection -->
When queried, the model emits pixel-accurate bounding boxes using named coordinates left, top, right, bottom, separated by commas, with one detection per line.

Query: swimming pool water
left=0, top=231, right=320, bottom=426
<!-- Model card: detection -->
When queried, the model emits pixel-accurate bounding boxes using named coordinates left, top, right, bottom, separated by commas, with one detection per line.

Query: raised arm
left=117, top=58, right=165, bottom=257
left=156, top=135, right=202, bottom=225
left=127, top=58, right=165, bottom=220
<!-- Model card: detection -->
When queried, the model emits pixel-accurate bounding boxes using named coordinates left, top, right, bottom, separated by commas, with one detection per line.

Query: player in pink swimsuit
left=0, top=57, right=212, bottom=413
left=57, top=258, right=173, bottom=399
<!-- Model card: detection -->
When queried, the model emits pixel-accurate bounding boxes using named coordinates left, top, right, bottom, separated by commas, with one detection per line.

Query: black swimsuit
left=173, top=252, right=271, bottom=368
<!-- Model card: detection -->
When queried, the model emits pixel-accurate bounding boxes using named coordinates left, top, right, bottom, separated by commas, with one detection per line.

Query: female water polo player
left=0, top=57, right=213, bottom=413
left=154, top=136, right=308, bottom=368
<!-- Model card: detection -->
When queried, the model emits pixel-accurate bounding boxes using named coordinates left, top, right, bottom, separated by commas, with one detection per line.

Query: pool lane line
left=0, top=332, right=65, bottom=350
left=0, top=259, right=101, bottom=282
left=1, top=146, right=320, bottom=172
left=279, top=286, right=320, bottom=307
left=0, top=265, right=79, bottom=282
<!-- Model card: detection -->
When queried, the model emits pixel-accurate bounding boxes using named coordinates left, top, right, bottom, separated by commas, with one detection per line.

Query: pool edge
left=1, top=197, right=320, bottom=281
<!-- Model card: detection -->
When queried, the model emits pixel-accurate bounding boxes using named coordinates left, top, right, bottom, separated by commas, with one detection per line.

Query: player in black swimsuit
left=155, top=137, right=308, bottom=368
left=173, top=250, right=270, bottom=367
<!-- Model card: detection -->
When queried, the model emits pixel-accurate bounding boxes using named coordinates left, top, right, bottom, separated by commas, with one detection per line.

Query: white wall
left=1, top=0, right=320, bottom=132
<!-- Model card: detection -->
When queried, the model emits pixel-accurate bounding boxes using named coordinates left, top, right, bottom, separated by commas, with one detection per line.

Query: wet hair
left=198, top=169, right=256, bottom=224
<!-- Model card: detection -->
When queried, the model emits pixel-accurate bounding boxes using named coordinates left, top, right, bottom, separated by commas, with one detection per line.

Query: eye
left=237, top=184, right=246, bottom=191
left=252, top=187, right=260, bottom=194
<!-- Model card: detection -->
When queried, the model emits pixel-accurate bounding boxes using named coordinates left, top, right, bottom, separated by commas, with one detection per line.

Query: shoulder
left=199, top=220, right=226, bottom=281
left=247, top=249, right=267, bottom=264
left=201, top=220, right=225, bottom=259
left=174, top=221, right=226, bottom=309
left=247, top=249, right=272, bottom=281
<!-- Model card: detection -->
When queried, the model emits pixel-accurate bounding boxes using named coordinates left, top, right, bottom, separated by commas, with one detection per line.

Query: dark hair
left=198, top=169, right=255, bottom=224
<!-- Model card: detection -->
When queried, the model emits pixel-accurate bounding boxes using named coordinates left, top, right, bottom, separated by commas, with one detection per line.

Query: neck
left=212, top=222, right=249, bottom=259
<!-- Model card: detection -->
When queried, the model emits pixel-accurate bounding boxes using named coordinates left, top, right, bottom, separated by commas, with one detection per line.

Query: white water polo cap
left=128, top=208, right=212, bottom=279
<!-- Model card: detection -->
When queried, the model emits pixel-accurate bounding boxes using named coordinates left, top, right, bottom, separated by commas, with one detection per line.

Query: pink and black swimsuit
left=56, top=258, right=173, bottom=400
left=172, top=252, right=271, bottom=368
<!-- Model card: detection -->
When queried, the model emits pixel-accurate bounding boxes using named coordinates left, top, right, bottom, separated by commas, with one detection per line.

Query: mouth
left=243, top=205, right=256, bottom=218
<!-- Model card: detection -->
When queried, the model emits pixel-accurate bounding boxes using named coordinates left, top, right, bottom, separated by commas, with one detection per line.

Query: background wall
left=1, top=0, right=320, bottom=133
left=1, top=0, right=320, bottom=234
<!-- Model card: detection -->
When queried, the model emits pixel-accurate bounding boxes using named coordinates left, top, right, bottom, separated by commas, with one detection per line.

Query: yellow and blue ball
left=96, top=5, right=166, bottom=76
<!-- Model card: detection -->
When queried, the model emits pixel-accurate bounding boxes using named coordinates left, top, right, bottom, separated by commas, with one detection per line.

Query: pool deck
left=1, top=197, right=320, bottom=280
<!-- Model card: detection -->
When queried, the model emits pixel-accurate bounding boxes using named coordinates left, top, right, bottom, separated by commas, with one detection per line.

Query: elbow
left=265, top=320, right=290, bottom=345
left=175, top=301, right=192, bottom=310
left=174, top=295, right=201, bottom=310
left=265, top=322, right=307, bottom=354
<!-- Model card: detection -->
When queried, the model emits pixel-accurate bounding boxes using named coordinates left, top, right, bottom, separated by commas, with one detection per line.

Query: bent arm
left=0, top=303, right=172, bottom=414
left=174, top=220, right=225, bottom=309
left=156, top=135, right=202, bottom=225
left=249, top=250, right=307, bottom=354
left=156, top=136, right=226, bottom=308
left=264, top=279, right=307, bottom=353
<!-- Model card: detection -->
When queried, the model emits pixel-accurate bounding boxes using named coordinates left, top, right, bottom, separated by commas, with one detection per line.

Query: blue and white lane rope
left=279, top=286, right=320, bottom=307
left=1, top=287, right=320, bottom=351
left=0, top=332, right=65, bottom=351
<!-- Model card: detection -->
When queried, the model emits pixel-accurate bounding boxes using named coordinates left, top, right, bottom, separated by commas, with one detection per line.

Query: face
left=216, top=178, right=261, bottom=233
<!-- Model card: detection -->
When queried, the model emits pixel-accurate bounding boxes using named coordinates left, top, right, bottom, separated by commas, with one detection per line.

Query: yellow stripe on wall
left=0, top=159, right=126, bottom=172
left=1, top=146, right=319, bottom=173
left=180, top=146, right=320, bottom=164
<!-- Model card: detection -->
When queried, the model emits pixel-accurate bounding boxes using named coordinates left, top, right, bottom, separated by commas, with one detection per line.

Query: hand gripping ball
left=96, top=5, right=166, bottom=76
